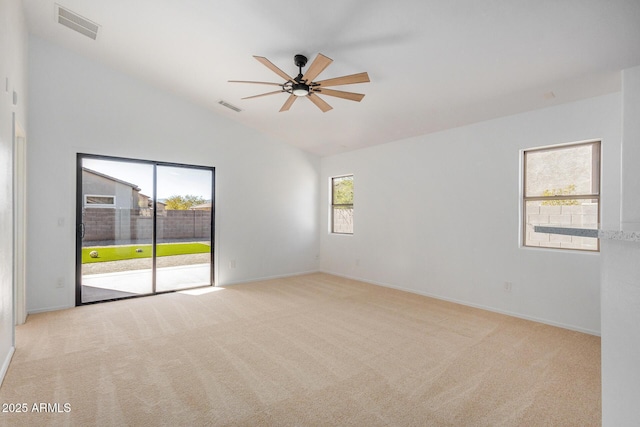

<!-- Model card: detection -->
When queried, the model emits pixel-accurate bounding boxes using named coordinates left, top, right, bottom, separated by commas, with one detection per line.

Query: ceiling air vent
left=56, top=4, right=99, bottom=40
left=218, top=100, right=242, bottom=113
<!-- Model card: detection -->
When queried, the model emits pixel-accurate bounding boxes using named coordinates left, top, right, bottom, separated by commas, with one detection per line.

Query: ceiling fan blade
left=314, top=88, right=365, bottom=102
left=229, top=80, right=284, bottom=87
left=253, top=56, right=293, bottom=82
left=307, top=93, right=333, bottom=112
left=302, top=53, right=333, bottom=83
left=316, top=72, right=370, bottom=87
left=279, top=94, right=297, bottom=112
left=241, top=90, right=284, bottom=100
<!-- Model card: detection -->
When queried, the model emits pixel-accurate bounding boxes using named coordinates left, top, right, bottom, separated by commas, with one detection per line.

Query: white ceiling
left=23, top=0, right=640, bottom=156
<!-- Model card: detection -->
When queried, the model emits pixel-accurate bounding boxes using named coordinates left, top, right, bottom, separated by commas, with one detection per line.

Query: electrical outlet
left=229, top=260, right=236, bottom=269
left=503, top=282, right=513, bottom=292
left=355, top=259, right=360, bottom=266
left=56, top=278, right=64, bottom=288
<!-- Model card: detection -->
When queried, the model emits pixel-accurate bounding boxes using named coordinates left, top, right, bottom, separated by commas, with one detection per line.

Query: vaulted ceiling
left=23, top=0, right=640, bottom=156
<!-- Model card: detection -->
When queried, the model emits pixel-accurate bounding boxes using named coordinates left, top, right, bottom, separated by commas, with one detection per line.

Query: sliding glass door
left=155, top=165, right=213, bottom=292
left=76, top=154, right=214, bottom=304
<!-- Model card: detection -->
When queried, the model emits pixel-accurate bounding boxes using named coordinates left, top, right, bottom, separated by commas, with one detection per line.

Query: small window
left=523, top=141, right=600, bottom=251
left=85, top=195, right=116, bottom=207
left=331, top=175, right=353, bottom=234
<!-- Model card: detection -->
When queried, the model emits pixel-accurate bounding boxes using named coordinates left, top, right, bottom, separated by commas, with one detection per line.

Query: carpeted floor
left=0, top=273, right=601, bottom=426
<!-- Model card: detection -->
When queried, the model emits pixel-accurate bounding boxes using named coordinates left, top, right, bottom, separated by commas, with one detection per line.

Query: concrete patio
left=82, top=263, right=211, bottom=302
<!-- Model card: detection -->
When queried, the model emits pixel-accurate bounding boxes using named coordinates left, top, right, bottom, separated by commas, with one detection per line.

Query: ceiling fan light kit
left=229, top=53, right=370, bottom=112
left=292, top=82, right=310, bottom=97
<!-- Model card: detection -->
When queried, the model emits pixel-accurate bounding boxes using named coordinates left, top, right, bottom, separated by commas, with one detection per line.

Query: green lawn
left=82, top=242, right=210, bottom=263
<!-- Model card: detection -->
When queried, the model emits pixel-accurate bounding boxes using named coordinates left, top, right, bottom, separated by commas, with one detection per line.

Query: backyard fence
left=83, top=208, right=211, bottom=243
left=333, top=208, right=354, bottom=234
left=525, top=202, right=598, bottom=250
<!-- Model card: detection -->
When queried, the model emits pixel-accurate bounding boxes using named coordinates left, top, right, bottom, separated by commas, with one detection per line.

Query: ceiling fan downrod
left=292, top=54, right=310, bottom=96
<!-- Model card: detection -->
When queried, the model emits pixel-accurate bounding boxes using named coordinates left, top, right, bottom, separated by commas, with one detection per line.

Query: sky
left=83, top=158, right=212, bottom=200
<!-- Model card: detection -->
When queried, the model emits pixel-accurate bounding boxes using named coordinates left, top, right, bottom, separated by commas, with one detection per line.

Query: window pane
left=333, top=207, right=353, bottom=234
left=81, top=159, right=154, bottom=302
left=86, top=196, right=115, bottom=205
left=525, top=144, right=597, bottom=197
left=524, top=199, right=598, bottom=250
left=332, top=176, right=353, bottom=205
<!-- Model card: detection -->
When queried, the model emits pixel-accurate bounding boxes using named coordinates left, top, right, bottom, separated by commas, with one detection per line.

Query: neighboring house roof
left=189, top=203, right=212, bottom=210
left=82, top=167, right=141, bottom=191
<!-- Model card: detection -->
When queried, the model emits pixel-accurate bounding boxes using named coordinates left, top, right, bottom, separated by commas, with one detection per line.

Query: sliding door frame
left=75, top=153, right=215, bottom=305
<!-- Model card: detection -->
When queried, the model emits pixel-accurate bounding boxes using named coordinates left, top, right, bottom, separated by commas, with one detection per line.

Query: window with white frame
left=84, top=195, right=116, bottom=207
left=331, top=175, right=353, bottom=234
left=523, top=141, right=600, bottom=251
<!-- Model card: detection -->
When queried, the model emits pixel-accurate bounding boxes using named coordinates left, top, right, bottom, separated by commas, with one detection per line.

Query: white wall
left=27, top=36, right=320, bottom=313
left=320, top=93, right=622, bottom=334
left=601, top=239, right=640, bottom=427
left=621, top=66, right=640, bottom=229
left=601, top=65, right=640, bottom=427
left=0, top=0, right=27, bottom=383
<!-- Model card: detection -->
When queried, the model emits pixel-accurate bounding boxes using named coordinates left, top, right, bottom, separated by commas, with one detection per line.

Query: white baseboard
left=28, top=304, right=74, bottom=315
left=320, top=270, right=601, bottom=337
left=27, top=271, right=322, bottom=313
left=0, top=346, right=15, bottom=388
left=220, top=270, right=321, bottom=287
left=28, top=270, right=598, bottom=337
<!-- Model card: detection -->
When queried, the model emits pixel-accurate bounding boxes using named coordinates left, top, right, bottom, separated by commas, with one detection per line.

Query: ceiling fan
left=229, top=53, right=370, bottom=112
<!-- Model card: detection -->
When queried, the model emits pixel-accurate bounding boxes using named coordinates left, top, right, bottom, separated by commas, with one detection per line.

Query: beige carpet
left=0, top=273, right=600, bottom=426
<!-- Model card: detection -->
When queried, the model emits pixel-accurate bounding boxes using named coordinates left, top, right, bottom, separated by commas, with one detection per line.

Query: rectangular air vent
left=218, top=100, right=242, bottom=112
left=56, top=4, right=99, bottom=40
